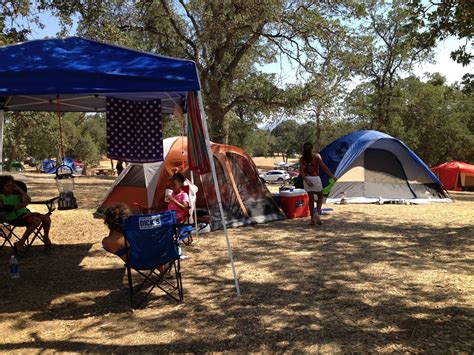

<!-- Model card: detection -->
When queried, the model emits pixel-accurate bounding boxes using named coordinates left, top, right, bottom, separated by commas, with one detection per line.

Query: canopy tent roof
left=0, top=37, right=200, bottom=113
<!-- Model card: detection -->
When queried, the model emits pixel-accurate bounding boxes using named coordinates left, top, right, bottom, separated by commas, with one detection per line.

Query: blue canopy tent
left=0, top=37, right=199, bottom=112
left=0, top=37, right=240, bottom=294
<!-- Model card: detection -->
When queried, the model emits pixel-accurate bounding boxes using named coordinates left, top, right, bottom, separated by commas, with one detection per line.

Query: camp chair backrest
left=122, top=210, right=178, bottom=270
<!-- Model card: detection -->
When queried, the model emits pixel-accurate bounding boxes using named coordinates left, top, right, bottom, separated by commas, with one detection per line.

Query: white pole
left=196, top=91, right=241, bottom=295
left=190, top=170, right=199, bottom=237
left=0, top=110, right=4, bottom=175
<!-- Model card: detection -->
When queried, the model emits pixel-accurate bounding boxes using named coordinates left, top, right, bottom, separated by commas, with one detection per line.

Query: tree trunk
left=375, top=88, right=385, bottom=130
left=207, top=103, right=226, bottom=143
left=205, top=78, right=227, bottom=142
left=82, top=163, right=88, bottom=176
left=6, top=149, right=15, bottom=172
left=224, top=120, right=229, bottom=145
left=384, top=78, right=395, bottom=129
left=315, top=107, right=322, bottom=151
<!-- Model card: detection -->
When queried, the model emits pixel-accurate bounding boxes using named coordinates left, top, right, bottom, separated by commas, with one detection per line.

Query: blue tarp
left=320, top=130, right=441, bottom=186
left=0, top=37, right=200, bottom=113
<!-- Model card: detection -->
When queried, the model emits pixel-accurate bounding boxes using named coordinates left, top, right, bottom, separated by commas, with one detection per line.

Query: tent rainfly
left=0, top=37, right=240, bottom=294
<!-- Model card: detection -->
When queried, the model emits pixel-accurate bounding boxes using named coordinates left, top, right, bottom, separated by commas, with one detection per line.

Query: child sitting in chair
left=102, top=203, right=130, bottom=261
left=0, top=175, right=53, bottom=253
left=166, top=173, right=190, bottom=224
left=102, top=203, right=170, bottom=274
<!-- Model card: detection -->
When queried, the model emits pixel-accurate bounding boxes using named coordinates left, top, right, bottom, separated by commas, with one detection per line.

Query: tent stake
left=196, top=91, right=241, bottom=296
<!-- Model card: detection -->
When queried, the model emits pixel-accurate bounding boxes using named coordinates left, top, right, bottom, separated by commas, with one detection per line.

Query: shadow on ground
left=1, top=205, right=472, bottom=352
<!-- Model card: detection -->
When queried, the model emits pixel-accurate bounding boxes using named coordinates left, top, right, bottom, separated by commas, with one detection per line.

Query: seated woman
left=102, top=203, right=130, bottom=261
left=166, top=173, right=190, bottom=224
left=0, top=175, right=52, bottom=253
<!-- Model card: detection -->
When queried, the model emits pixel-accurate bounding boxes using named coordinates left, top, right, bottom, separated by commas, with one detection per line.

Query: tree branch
left=159, top=0, right=198, bottom=61
left=177, top=0, right=201, bottom=40
left=222, top=24, right=265, bottom=81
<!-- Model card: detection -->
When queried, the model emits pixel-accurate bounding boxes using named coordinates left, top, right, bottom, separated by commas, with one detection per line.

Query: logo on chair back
left=138, top=215, right=162, bottom=229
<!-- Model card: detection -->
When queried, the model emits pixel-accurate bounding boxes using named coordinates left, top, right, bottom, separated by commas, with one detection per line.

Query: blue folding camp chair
left=122, top=210, right=183, bottom=309
left=133, top=185, right=195, bottom=247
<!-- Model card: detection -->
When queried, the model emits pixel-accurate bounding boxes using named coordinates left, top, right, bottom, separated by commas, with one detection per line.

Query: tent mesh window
left=118, top=165, right=146, bottom=187
left=226, top=152, right=281, bottom=218
left=363, top=148, right=415, bottom=199
left=201, top=157, right=245, bottom=228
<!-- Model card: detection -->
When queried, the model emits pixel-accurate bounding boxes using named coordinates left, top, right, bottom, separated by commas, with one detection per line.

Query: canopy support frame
left=197, top=91, right=241, bottom=296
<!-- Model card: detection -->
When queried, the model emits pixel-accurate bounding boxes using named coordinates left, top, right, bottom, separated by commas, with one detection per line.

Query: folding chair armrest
left=30, top=196, right=59, bottom=214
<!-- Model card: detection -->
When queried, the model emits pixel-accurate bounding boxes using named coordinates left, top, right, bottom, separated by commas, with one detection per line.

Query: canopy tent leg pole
left=0, top=110, right=4, bottom=174
left=190, top=170, right=199, bottom=237
left=196, top=91, right=241, bottom=296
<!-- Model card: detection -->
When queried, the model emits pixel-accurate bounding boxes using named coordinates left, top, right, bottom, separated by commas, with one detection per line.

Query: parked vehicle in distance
left=260, top=170, right=291, bottom=183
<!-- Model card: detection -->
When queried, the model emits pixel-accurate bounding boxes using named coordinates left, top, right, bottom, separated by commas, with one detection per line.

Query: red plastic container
left=279, top=189, right=309, bottom=219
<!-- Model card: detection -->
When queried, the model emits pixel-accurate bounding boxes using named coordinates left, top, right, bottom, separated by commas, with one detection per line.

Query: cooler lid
left=279, top=188, right=307, bottom=197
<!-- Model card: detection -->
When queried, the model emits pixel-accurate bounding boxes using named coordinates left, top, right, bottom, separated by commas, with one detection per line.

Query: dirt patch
left=0, top=172, right=472, bottom=352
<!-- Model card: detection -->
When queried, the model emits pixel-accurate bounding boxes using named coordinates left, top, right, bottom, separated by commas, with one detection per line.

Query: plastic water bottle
left=9, top=255, right=19, bottom=279
left=177, top=242, right=182, bottom=256
left=178, top=243, right=189, bottom=260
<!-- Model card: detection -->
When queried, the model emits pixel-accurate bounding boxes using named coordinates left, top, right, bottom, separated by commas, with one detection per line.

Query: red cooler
left=280, top=189, right=309, bottom=219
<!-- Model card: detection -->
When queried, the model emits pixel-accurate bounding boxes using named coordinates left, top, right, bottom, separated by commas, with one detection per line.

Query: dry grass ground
left=0, top=172, right=473, bottom=352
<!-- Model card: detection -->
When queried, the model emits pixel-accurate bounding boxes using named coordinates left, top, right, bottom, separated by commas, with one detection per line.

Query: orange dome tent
left=96, top=136, right=285, bottom=229
left=431, top=161, right=474, bottom=191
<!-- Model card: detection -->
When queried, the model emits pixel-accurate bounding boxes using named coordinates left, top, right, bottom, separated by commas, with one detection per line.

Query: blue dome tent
left=42, top=158, right=77, bottom=174
left=0, top=37, right=240, bottom=294
left=320, top=130, right=450, bottom=204
left=42, top=159, right=57, bottom=173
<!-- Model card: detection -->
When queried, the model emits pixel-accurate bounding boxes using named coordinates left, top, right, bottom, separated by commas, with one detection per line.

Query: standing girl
left=166, top=173, right=190, bottom=224
left=300, top=142, right=337, bottom=226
